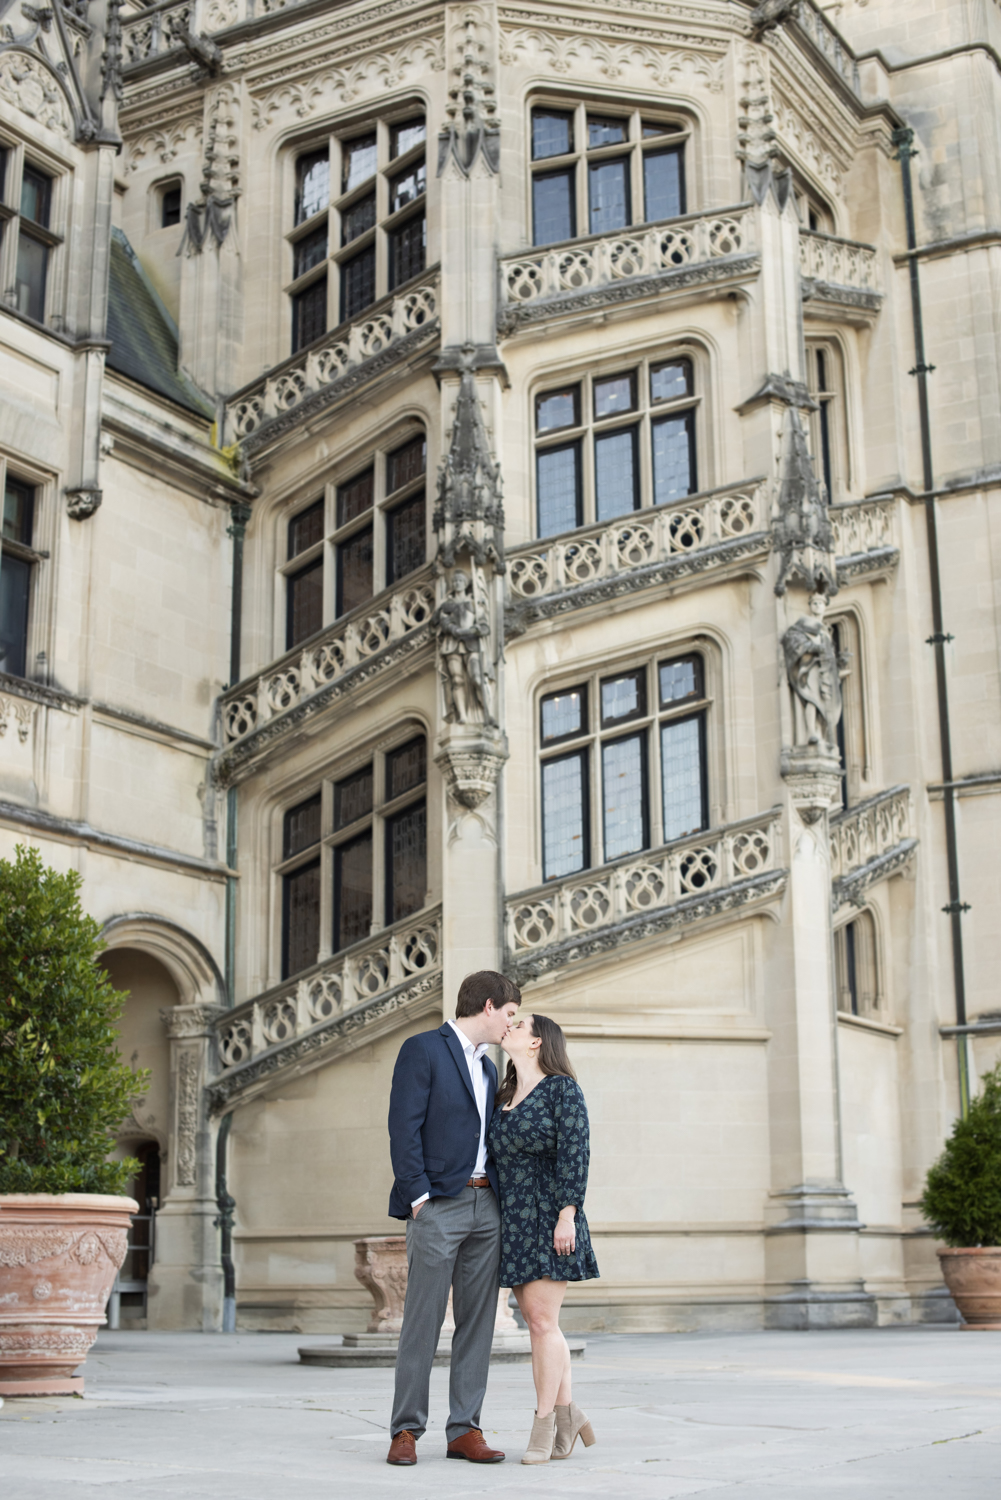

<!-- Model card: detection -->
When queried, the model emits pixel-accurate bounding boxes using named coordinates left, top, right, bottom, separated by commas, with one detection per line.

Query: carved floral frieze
left=498, top=18, right=726, bottom=92
left=250, top=33, right=445, bottom=131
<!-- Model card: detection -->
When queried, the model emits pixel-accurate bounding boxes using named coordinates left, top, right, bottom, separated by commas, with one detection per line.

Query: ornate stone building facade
left=2, top=0, right=1000, bottom=1332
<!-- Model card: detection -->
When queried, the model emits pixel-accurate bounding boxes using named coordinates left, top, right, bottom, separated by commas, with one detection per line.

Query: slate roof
left=106, top=229, right=215, bottom=419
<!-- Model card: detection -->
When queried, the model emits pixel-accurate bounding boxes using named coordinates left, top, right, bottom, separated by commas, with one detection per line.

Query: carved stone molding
left=174, top=1050, right=200, bottom=1188
left=0, top=51, right=71, bottom=137
left=436, top=739, right=508, bottom=810
left=250, top=34, right=446, bottom=133
left=0, top=695, right=35, bottom=744
left=509, top=869, right=788, bottom=985
left=161, top=1003, right=226, bottom=1039
left=833, top=838, right=918, bottom=910
left=123, top=116, right=202, bottom=176
left=836, top=546, right=899, bottom=584
left=780, top=746, right=843, bottom=824
left=498, top=19, right=726, bottom=94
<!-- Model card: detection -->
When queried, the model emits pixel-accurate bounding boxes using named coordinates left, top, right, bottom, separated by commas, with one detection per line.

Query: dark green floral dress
left=487, top=1074, right=600, bottom=1286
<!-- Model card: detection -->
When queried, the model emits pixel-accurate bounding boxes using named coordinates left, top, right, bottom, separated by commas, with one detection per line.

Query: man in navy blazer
left=385, top=969, right=521, bottom=1467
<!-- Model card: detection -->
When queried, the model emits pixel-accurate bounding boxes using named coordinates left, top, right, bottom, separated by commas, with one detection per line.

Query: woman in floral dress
left=487, top=1013, right=599, bottom=1465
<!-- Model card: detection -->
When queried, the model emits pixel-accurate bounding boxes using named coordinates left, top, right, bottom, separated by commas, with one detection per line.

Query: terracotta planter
left=938, top=1246, right=1001, bottom=1329
left=0, top=1193, right=137, bottom=1395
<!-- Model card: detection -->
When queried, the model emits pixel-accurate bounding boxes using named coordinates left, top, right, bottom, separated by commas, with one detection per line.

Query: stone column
left=146, top=1004, right=226, bottom=1332
left=765, top=587, right=874, bottom=1328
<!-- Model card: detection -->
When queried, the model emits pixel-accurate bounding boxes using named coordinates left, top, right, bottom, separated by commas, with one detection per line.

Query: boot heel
left=579, top=1422, right=596, bottom=1447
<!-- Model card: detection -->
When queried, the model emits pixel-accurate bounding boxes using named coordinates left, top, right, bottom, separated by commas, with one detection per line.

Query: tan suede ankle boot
left=553, top=1401, right=596, bottom=1458
left=521, top=1410, right=557, bottom=1464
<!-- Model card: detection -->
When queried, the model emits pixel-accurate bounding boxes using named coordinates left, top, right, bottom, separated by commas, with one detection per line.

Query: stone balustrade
left=507, top=480, right=767, bottom=611
left=499, top=207, right=752, bottom=314
left=215, top=907, right=442, bottom=1073
left=790, top=0, right=862, bottom=96
left=830, top=786, right=913, bottom=890
left=122, top=0, right=306, bottom=61
left=829, top=498, right=893, bottom=557
left=506, top=810, right=782, bottom=965
left=799, top=230, right=879, bottom=291
left=225, top=274, right=439, bottom=442
left=220, top=569, right=435, bottom=749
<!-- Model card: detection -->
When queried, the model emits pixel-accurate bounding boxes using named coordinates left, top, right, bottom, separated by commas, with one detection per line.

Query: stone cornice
left=206, top=971, right=442, bottom=1111
left=835, top=546, right=899, bottom=585
left=832, top=838, right=918, bottom=910
left=0, top=673, right=85, bottom=712
left=505, top=532, right=772, bottom=638
left=215, top=626, right=434, bottom=788
left=801, top=278, right=883, bottom=320
left=497, top=253, right=760, bottom=336
left=508, top=868, right=788, bottom=985
left=0, top=800, right=232, bottom=881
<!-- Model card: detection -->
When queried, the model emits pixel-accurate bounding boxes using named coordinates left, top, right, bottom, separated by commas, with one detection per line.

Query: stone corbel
left=781, top=747, right=842, bottom=825
left=436, top=731, right=508, bottom=811
left=65, top=486, right=102, bottom=520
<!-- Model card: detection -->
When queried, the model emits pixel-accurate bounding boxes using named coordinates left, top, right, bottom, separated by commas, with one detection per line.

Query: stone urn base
left=0, top=1193, right=137, bottom=1395
left=938, top=1247, right=1001, bottom=1329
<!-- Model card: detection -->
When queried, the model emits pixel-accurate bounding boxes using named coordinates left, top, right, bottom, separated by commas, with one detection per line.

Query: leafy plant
left=921, top=1063, right=1001, bottom=1247
left=0, top=844, right=148, bottom=1195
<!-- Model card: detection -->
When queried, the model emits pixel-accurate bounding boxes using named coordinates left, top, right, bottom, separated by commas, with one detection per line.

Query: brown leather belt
left=467, top=1176, right=490, bottom=1188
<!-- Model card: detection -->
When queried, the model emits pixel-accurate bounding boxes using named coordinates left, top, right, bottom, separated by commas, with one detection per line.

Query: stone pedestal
left=297, top=1234, right=573, bottom=1367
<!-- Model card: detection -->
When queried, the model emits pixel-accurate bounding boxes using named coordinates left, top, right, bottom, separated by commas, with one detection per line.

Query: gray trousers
left=390, top=1186, right=500, bottom=1442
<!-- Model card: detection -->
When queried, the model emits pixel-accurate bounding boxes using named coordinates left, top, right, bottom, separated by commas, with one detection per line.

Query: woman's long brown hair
left=495, top=1013, right=576, bottom=1108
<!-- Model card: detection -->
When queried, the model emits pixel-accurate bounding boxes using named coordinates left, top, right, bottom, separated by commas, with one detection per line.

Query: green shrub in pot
left=0, top=843, right=148, bottom=1194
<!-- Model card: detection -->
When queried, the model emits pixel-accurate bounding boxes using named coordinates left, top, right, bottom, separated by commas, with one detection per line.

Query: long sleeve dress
left=486, top=1073, right=600, bottom=1286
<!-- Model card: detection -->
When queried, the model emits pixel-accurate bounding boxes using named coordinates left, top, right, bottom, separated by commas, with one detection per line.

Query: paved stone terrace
left=2, top=1329, right=999, bottom=1498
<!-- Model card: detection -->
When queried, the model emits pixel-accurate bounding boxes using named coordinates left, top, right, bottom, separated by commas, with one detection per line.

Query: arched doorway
left=101, top=948, right=179, bottom=1327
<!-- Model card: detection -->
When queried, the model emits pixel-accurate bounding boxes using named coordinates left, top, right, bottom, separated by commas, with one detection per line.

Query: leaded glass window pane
left=295, top=150, right=329, bottom=225
left=284, top=793, right=322, bottom=858
left=601, top=671, right=645, bottom=726
left=387, top=435, right=426, bottom=492
left=0, top=554, right=30, bottom=678
left=334, top=764, right=373, bottom=830
left=386, top=801, right=427, bottom=923
left=336, top=526, right=373, bottom=616
left=334, top=832, right=373, bottom=950
left=659, top=655, right=702, bottom=706
left=3, top=478, right=34, bottom=546
left=342, top=135, right=377, bottom=194
left=15, top=234, right=47, bottom=322
left=341, top=245, right=376, bottom=320
left=594, top=373, right=635, bottom=420
left=541, top=686, right=586, bottom=744
left=542, top=751, right=588, bottom=880
left=595, top=427, right=639, bottom=521
left=391, top=119, right=426, bottom=158
left=387, top=737, right=427, bottom=799
left=532, top=170, right=574, bottom=245
left=337, top=469, right=373, bottom=528
left=20, top=165, right=51, bottom=227
left=286, top=557, right=323, bottom=649
left=532, top=110, right=573, bottom=160
left=288, top=500, right=323, bottom=560
left=161, top=187, right=181, bottom=228
left=588, top=116, right=627, bottom=148
left=341, top=194, right=375, bottom=247
left=386, top=491, right=425, bottom=583
left=643, top=148, right=684, bottom=222
left=390, top=162, right=426, bottom=213
left=602, top=732, right=647, bottom=862
left=661, top=714, right=706, bottom=841
left=651, top=359, right=692, bottom=404
left=292, top=277, right=326, bottom=352
left=536, top=387, right=579, bottom=434
left=537, top=441, right=581, bottom=537
left=652, top=411, right=696, bottom=504
left=282, top=858, right=320, bottom=977
left=589, top=157, right=630, bottom=234
left=294, top=226, right=327, bottom=278
left=389, top=214, right=425, bottom=288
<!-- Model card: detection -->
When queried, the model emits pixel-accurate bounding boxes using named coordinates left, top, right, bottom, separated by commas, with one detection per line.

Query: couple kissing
left=386, top=969, right=600, bottom=1466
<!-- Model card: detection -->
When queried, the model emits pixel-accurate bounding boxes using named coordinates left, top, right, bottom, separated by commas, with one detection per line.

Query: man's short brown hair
left=455, top=970, right=521, bottom=1018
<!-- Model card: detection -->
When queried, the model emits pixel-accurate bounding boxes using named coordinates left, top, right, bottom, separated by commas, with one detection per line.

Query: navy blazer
left=387, top=1023, right=499, bottom=1219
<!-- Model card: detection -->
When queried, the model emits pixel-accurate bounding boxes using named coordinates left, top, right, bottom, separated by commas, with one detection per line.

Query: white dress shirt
left=411, top=1021, right=490, bottom=1209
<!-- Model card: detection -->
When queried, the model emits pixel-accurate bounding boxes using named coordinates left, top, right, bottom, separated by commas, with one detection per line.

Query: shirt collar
left=448, top=1018, right=489, bottom=1062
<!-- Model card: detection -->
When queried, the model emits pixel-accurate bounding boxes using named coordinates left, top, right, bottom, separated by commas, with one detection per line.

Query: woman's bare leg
left=514, top=1279, right=572, bottom=1414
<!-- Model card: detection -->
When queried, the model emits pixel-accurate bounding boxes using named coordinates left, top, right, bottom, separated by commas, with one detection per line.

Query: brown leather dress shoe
left=387, top=1430, right=417, bottom=1465
left=446, top=1428, right=505, bottom=1463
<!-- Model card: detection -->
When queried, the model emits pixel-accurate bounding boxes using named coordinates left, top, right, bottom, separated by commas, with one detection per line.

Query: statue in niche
left=782, top=591, right=846, bottom=752
left=435, top=568, right=495, bottom=726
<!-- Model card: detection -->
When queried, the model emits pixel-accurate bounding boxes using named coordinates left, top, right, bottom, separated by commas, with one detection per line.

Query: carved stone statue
left=434, top=568, right=495, bottom=726
left=782, top=592, right=843, bottom=752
